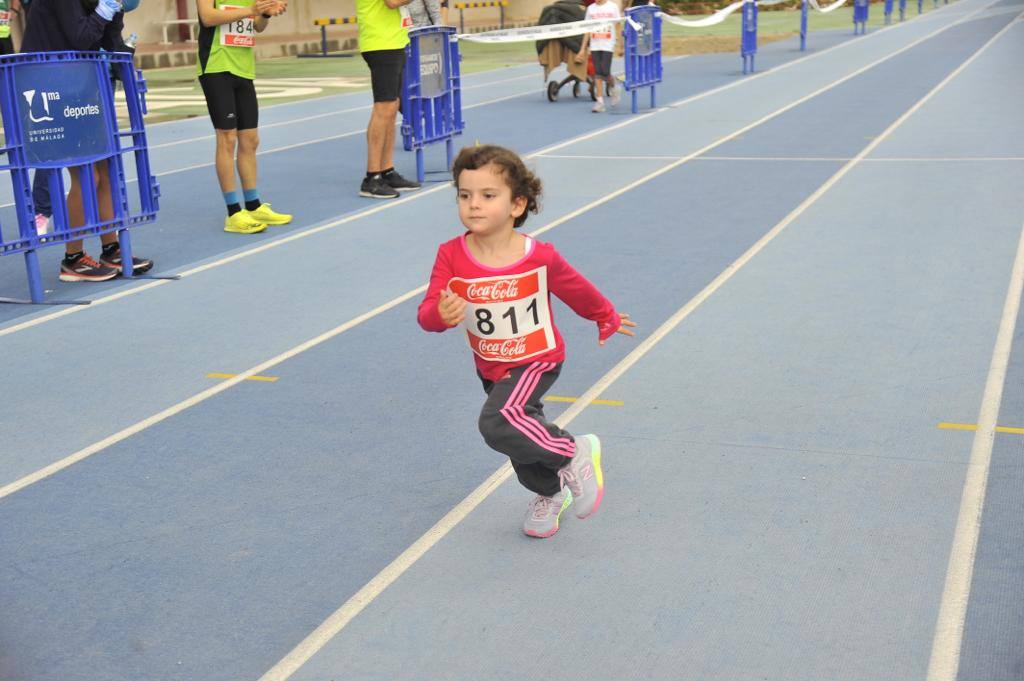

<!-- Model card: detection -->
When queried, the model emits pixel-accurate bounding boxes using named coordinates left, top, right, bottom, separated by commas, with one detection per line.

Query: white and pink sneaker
left=523, top=489, right=572, bottom=538
left=558, top=434, right=604, bottom=519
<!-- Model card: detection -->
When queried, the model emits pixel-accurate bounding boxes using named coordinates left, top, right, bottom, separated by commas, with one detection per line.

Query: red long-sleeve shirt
left=418, top=234, right=620, bottom=382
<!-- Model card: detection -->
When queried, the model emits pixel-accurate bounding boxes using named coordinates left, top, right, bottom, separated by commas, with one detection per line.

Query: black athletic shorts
left=199, top=71, right=259, bottom=130
left=362, top=49, right=406, bottom=102
left=591, top=50, right=613, bottom=78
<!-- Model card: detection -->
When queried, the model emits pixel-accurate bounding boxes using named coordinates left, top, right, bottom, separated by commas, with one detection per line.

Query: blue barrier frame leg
left=650, top=85, right=656, bottom=109
left=800, top=0, right=808, bottom=51
left=416, top=148, right=425, bottom=184
left=446, top=137, right=454, bottom=172
left=118, top=228, right=135, bottom=278
left=631, top=89, right=638, bottom=114
left=23, top=249, right=44, bottom=304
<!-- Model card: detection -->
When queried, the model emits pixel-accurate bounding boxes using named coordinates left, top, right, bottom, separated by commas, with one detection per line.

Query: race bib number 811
left=449, top=267, right=556, bottom=363
left=221, top=6, right=256, bottom=47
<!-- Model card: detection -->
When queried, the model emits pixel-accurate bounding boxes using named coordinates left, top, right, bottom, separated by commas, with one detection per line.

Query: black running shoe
left=383, top=170, right=421, bottom=192
left=59, top=253, right=118, bottom=282
left=360, top=175, right=400, bottom=199
left=99, top=244, right=155, bottom=274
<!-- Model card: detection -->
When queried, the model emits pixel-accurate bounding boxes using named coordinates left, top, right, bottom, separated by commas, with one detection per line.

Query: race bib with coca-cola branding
left=399, top=6, right=414, bottom=28
left=448, top=267, right=556, bottom=363
left=220, top=6, right=256, bottom=48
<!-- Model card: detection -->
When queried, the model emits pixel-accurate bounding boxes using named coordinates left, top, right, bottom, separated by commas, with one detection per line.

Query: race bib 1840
left=449, top=267, right=556, bottom=363
left=220, top=6, right=255, bottom=47
left=0, top=10, right=11, bottom=28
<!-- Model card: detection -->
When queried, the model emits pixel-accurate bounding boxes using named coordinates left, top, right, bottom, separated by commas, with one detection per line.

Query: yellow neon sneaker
left=224, top=211, right=267, bottom=234
left=245, top=203, right=293, bottom=226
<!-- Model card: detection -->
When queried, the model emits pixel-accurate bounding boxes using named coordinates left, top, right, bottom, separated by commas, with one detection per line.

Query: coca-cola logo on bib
left=477, top=337, right=529, bottom=358
left=465, top=279, right=519, bottom=302
left=450, top=271, right=540, bottom=304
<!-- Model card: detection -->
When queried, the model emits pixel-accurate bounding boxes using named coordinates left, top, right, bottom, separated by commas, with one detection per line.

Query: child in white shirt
left=576, top=0, right=622, bottom=112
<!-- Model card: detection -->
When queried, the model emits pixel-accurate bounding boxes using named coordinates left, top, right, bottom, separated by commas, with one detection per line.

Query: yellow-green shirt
left=0, top=0, right=11, bottom=40
left=357, top=0, right=410, bottom=52
left=197, top=0, right=258, bottom=80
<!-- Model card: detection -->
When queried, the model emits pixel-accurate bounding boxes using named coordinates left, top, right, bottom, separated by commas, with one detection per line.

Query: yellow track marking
left=939, top=422, right=1024, bottom=435
left=544, top=395, right=624, bottom=406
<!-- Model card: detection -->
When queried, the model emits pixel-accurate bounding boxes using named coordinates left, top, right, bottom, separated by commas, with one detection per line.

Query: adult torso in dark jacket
left=21, top=0, right=127, bottom=52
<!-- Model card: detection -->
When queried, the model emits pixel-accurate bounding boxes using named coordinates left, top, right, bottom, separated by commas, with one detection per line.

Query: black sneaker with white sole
left=59, top=252, right=118, bottom=282
left=99, top=243, right=154, bottom=275
left=383, top=170, right=421, bottom=192
left=359, top=175, right=400, bottom=199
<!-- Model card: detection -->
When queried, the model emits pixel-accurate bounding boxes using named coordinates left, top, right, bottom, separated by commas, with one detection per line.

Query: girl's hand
left=599, top=313, right=637, bottom=346
left=438, top=290, right=466, bottom=327
left=255, top=0, right=285, bottom=15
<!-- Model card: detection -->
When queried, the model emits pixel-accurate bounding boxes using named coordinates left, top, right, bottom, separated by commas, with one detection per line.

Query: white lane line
left=927, top=222, right=1024, bottom=681
left=927, top=223, right=1024, bottom=681
left=257, top=6, right=1015, bottom=680
left=0, top=0, right=973, bottom=339
left=138, top=62, right=542, bottom=133
left=867, top=156, right=1024, bottom=162
left=143, top=57, right=681, bottom=171
left=923, top=25, right=1024, bottom=681
left=147, top=71, right=544, bottom=151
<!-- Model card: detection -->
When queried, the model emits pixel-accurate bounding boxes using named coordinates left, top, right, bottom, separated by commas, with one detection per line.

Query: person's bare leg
left=366, top=100, right=399, bottom=173
left=237, top=128, right=259, bottom=191
left=380, top=100, right=399, bottom=172
left=214, top=129, right=239, bottom=192
left=96, top=161, right=118, bottom=248
left=65, top=165, right=94, bottom=255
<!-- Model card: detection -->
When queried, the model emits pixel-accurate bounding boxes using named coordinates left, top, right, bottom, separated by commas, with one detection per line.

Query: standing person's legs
left=233, top=76, right=292, bottom=226
left=61, top=161, right=155, bottom=281
left=366, top=99, right=400, bottom=175
left=94, top=161, right=154, bottom=274
left=62, top=164, right=116, bottom=281
left=359, top=49, right=421, bottom=198
left=592, top=51, right=614, bottom=110
left=200, top=71, right=266, bottom=234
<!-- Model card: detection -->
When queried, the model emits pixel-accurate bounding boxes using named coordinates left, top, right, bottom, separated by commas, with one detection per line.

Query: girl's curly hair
left=452, top=145, right=542, bottom=228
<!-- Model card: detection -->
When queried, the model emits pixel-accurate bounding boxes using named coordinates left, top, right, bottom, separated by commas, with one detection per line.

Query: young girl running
left=417, top=145, right=636, bottom=538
